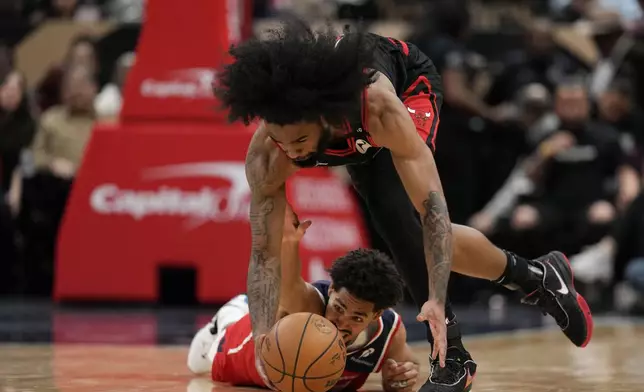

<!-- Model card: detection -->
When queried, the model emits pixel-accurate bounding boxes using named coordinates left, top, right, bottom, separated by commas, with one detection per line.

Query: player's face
left=266, top=122, right=323, bottom=162
left=325, top=286, right=383, bottom=345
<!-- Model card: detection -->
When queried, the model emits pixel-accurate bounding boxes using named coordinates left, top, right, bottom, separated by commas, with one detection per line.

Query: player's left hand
left=417, top=299, right=447, bottom=368
left=382, top=359, right=419, bottom=392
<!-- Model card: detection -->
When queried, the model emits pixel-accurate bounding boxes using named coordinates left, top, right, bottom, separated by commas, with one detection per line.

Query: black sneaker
left=522, top=251, right=594, bottom=347
left=419, top=321, right=477, bottom=392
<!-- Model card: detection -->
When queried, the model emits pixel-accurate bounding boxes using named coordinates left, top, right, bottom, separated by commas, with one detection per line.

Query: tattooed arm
left=245, top=128, right=295, bottom=338
left=368, top=86, right=452, bottom=304
left=368, top=84, right=451, bottom=364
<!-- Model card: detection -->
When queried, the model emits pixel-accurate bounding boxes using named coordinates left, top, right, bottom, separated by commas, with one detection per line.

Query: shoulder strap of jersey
left=309, top=280, right=330, bottom=306
left=373, top=309, right=402, bottom=372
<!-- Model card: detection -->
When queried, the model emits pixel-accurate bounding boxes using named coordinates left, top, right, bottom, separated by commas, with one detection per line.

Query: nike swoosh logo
left=549, top=261, right=570, bottom=295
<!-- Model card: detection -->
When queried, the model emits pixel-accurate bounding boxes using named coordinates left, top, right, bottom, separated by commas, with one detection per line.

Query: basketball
left=260, top=312, right=347, bottom=392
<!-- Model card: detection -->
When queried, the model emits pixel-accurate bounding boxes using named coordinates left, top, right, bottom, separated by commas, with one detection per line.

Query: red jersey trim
left=386, top=37, right=410, bottom=56
left=346, top=317, right=385, bottom=356
left=374, top=312, right=402, bottom=372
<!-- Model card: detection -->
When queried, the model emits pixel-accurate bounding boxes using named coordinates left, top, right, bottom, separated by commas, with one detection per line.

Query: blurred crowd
left=401, top=0, right=644, bottom=313
left=2, top=0, right=644, bottom=314
left=0, top=1, right=137, bottom=296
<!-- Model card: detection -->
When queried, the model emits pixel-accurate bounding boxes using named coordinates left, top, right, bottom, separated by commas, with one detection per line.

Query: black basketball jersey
left=288, top=34, right=420, bottom=169
left=288, top=88, right=383, bottom=169
left=310, top=280, right=402, bottom=391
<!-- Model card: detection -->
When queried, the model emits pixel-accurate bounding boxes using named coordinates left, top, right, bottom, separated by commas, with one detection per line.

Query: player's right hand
left=282, top=203, right=312, bottom=243
left=382, top=359, right=419, bottom=392
left=417, top=299, right=447, bottom=368
left=254, top=334, right=279, bottom=391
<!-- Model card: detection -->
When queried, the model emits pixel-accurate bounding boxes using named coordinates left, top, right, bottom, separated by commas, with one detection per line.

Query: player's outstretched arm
left=380, top=323, right=419, bottom=392
left=279, top=204, right=325, bottom=315
left=245, top=131, right=289, bottom=339
left=368, top=85, right=452, bottom=366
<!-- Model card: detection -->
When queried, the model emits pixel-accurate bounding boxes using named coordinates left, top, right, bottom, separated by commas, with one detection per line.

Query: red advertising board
left=54, top=0, right=369, bottom=303
left=55, top=123, right=368, bottom=302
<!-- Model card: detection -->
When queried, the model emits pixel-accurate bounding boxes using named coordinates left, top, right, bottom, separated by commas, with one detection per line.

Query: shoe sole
left=551, top=251, right=594, bottom=348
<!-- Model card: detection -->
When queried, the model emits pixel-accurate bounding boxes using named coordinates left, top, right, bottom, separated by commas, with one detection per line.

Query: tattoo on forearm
left=421, top=191, right=453, bottom=304
left=247, top=195, right=281, bottom=336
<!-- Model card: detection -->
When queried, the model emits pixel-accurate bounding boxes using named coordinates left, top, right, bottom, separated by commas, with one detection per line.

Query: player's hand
left=282, top=203, right=312, bottom=243
left=254, top=334, right=279, bottom=391
left=417, top=299, right=447, bottom=368
left=382, top=359, right=419, bottom=392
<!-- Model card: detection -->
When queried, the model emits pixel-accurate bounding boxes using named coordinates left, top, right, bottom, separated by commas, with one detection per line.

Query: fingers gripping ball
left=260, top=312, right=347, bottom=392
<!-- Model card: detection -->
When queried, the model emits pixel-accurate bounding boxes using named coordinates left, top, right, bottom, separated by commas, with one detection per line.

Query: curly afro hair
left=214, top=18, right=377, bottom=126
left=329, top=248, right=405, bottom=312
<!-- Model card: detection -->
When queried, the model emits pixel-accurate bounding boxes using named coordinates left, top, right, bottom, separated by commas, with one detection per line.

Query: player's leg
left=187, top=294, right=249, bottom=374
left=394, top=49, right=592, bottom=348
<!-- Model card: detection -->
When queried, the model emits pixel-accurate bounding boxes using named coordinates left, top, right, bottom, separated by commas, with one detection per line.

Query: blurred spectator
left=0, top=70, right=37, bottom=294
left=16, top=64, right=97, bottom=296
left=487, top=18, right=585, bottom=100
left=36, top=34, right=99, bottom=112
left=587, top=12, right=636, bottom=102
left=597, top=78, right=644, bottom=148
left=469, top=83, right=558, bottom=235
left=503, top=80, right=626, bottom=256
left=413, top=0, right=505, bottom=124
left=31, top=64, right=96, bottom=178
left=94, top=51, right=135, bottom=120
left=0, top=71, right=37, bottom=206
left=595, top=79, right=643, bottom=210
left=28, top=0, right=102, bottom=25
left=571, top=189, right=644, bottom=309
left=411, top=0, right=506, bottom=223
left=570, top=80, right=644, bottom=285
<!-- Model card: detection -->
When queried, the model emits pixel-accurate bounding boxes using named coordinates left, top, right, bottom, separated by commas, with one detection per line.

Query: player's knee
left=511, top=205, right=540, bottom=230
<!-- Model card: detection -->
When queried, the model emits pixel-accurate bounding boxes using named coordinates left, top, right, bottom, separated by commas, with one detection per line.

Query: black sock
left=493, top=250, right=543, bottom=293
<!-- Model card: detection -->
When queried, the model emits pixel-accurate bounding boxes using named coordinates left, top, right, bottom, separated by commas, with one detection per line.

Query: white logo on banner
left=89, top=161, right=363, bottom=242
left=140, top=68, right=215, bottom=99
left=90, top=162, right=250, bottom=229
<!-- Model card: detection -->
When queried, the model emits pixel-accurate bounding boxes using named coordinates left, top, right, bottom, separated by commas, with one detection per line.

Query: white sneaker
left=186, top=294, right=249, bottom=374
left=570, top=239, right=614, bottom=284
left=187, top=321, right=218, bottom=374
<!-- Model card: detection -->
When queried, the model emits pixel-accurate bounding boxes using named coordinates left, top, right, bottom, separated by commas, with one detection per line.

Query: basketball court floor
left=1, top=301, right=643, bottom=392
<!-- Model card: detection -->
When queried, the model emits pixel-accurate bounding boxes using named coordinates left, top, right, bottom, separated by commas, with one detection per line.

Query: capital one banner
left=55, top=123, right=369, bottom=302
left=120, top=0, right=251, bottom=122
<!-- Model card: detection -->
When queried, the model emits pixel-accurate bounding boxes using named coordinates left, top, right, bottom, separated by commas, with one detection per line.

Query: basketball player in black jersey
left=214, top=20, right=593, bottom=392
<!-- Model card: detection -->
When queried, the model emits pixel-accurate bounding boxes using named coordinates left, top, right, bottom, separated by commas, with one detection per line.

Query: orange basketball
left=260, top=312, right=347, bottom=392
